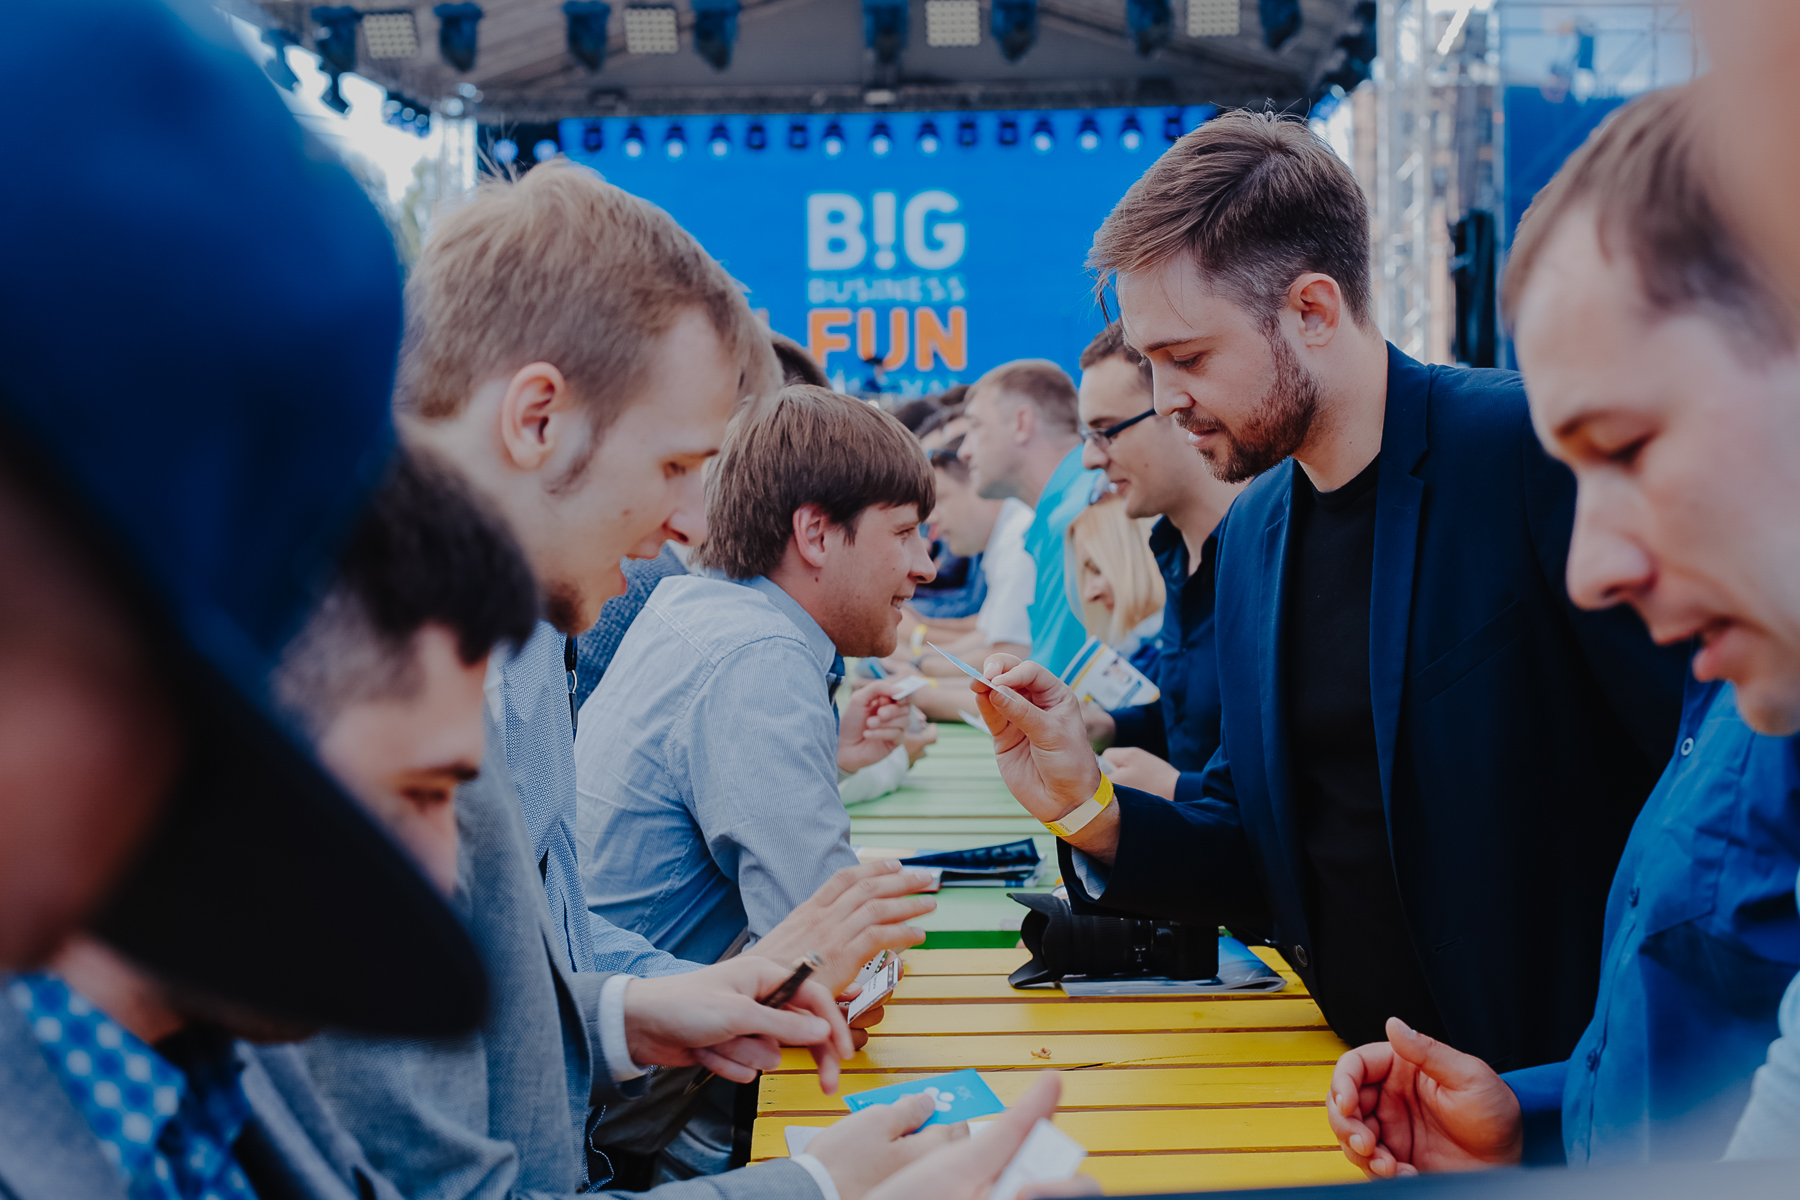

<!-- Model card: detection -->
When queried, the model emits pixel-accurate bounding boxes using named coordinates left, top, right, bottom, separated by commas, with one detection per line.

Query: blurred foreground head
left=398, top=161, right=781, bottom=632
left=1506, top=84, right=1800, bottom=735
left=0, top=0, right=486, bottom=1034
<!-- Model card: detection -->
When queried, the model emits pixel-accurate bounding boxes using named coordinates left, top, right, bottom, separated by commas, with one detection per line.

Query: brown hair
left=1079, top=322, right=1154, bottom=392
left=398, top=160, right=778, bottom=430
left=970, top=359, right=1080, bottom=437
left=1089, top=110, right=1372, bottom=330
left=1503, top=85, right=1792, bottom=353
left=771, top=331, right=828, bottom=387
left=696, top=386, right=936, bottom=580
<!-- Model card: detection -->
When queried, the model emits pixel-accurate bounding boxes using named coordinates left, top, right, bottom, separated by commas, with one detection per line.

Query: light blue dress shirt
left=574, top=575, right=860, bottom=967
left=492, top=620, right=694, bottom=977
left=1023, top=445, right=1103, bottom=678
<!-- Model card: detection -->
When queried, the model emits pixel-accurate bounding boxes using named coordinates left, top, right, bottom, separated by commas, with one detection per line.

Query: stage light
left=693, top=0, right=739, bottom=70
left=1120, top=114, right=1143, bottom=151
left=925, top=0, right=980, bottom=46
left=957, top=116, right=978, bottom=147
left=870, top=121, right=893, bottom=156
left=664, top=125, right=687, bottom=158
left=433, top=4, right=483, bottom=72
left=1321, top=0, right=1375, bottom=92
left=917, top=120, right=941, bottom=154
left=1187, top=0, right=1238, bottom=37
left=493, top=138, right=518, bottom=164
left=822, top=122, right=846, bottom=157
left=788, top=121, right=809, bottom=150
left=259, top=27, right=301, bottom=90
left=362, top=10, right=419, bottom=59
left=581, top=121, right=604, bottom=151
left=997, top=116, right=1019, bottom=146
left=1259, top=0, right=1300, bottom=51
left=564, top=1, right=611, bottom=70
left=708, top=123, right=731, bottom=156
left=623, top=5, right=679, bottom=54
left=1030, top=118, right=1053, bottom=152
left=623, top=124, right=646, bottom=156
left=1163, top=110, right=1187, bottom=142
left=863, top=0, right=909, bottom=66
left=1126, top=0, right=1170, bottom=56
left=746, top=121, right=768, bottom=150
left=991, top=0, right=1037, bottom=62
left=1077, top=115, right=1100, bottom=151
left=533, top=138, right=560, bottom=161
left=382, top=90, right=432, bottom=136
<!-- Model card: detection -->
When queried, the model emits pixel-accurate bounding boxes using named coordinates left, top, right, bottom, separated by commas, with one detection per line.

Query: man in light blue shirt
left=577, top=386, right=937, bottom=967
left=958, top=359, right=1102, bottom=677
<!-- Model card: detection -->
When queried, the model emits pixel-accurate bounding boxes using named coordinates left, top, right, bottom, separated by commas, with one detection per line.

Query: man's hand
left=1081, top=699, right=1116, bottom=751
left=970, top=655, right=1117, bottom=862
left=903, top=722, right=938, bottom=766
left=859, top=1072, right=1101, bottom=1200
left=752, top=861, right=936, bottom=996
left=806, top=1092, right=964, bottom=1200
left=1327, top=1017, right=1524, bottom=1179
left=841, top=680, right=910, bottom=774
left=622, top=956, right=852, bottom=1091
left=1100, top=747, right=1178, bottom=801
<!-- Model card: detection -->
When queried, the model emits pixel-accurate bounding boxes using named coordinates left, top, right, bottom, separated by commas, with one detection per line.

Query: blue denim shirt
left=573, top=575, right=860, bottom=966
left=491, top=621, right=692, bottom=977
left=1024, top=446, right=1104, bottom=678
left=1502, top=679, right=1800, bottom=1165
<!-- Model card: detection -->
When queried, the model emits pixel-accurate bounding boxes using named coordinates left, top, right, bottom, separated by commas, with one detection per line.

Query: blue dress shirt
left=1107, top=518, right=1223, bottom=803
left=573, top=546, right=690, bottom=712
left=1502, top=680, right=1800, bottom=1165
left=1023, top=446, right=1104, bottom=677
left=10, top=975, right=259, bottom=1200
left=574, top=575, right=861, bottom=967
left=492, top=621, right=692, bottom=977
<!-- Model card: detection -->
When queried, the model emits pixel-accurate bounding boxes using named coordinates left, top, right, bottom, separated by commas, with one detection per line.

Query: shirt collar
left=742, top=576, right=839, bottom=677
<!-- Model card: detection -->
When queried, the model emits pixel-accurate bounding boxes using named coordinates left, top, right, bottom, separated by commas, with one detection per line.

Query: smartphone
left=844, top=952, right=901, bottom=1021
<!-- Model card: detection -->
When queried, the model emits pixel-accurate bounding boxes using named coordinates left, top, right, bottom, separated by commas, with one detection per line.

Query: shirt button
left=1293, top=945, right=1310, bottom=968
left=1680, top=737, right=1695, bottom=756
left=1628, top=886, right=1640, bottom=907
left=1586, top=1048, right=1600, bottom=1071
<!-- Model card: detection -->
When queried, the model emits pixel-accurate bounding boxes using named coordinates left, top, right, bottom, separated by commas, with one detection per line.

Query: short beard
left=1175, top=330, right=1320, bottom=484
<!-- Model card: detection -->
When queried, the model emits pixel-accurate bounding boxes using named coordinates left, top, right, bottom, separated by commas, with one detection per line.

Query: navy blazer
left=1064, top=346, right=1688, bottom=1071
left=1109, top=520, right=1224, bottom=800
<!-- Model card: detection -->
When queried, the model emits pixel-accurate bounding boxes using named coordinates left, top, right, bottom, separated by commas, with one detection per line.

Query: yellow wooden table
left=753, top=944, right=1363, bottom=1194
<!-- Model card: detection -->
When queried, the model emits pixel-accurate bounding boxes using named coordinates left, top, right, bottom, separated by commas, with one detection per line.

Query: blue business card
left=841, top=1068, right=1007, bottom=1127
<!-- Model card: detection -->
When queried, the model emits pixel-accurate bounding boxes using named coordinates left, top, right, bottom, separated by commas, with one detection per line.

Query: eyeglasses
left=1080, top=408, right=1156, bottom=448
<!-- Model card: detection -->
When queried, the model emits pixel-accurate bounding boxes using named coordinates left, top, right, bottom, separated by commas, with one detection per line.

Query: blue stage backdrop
left=558, top=107, right=1211, bottom=395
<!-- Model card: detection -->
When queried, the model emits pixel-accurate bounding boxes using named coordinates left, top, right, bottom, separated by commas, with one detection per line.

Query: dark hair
left=891, top=397, right=941, bottom=434
left=696, top=385, right=936, bottom=580
left=1503, top=84, right=1792, bottom=354
left=929, top=435, right=970, bottom=483
left=771, top=331, right=829, bottom=387
left=276, top=449, right=538, bottom=732
left=1079, top=322, right=1154, bottom=392
left=1089, top=110, right=1372, bottom=330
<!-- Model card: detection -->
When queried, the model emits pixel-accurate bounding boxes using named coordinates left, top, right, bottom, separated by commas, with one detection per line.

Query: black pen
left=683, top=953, right=824, bottom=1095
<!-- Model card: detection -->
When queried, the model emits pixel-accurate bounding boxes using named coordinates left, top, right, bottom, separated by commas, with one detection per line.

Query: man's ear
left=1290, top=274, right=1345, bottom=347
left=789, top=503, right=832, bottom=571
left=1011, top=398, right=1036, bottom=446
left=498, top=362, right=574, bottom=473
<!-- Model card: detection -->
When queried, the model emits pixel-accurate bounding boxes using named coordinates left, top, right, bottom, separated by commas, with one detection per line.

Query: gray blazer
left=304, top=714, right=817, bottom=1200
left=0, top=999, right=403, bottom=1200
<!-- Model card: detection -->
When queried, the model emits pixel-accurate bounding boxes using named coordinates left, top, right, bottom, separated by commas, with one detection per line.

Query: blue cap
left=0, top=0, right=485, bottom=1035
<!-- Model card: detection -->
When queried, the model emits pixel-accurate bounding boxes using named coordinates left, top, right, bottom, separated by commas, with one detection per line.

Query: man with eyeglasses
left=1075, top=323, right=1246, bottom=802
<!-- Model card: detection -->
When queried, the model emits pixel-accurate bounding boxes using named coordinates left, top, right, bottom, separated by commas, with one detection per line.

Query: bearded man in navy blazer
left=974, top=111, right=1687, bottom=1073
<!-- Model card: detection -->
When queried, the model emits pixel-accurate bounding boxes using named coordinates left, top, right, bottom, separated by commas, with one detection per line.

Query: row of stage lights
left=578, top=111, right=1203, bottom=162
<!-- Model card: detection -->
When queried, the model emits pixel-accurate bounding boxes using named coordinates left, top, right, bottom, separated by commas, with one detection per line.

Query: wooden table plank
left=1082, top=1151, right=1363, bottom=1193
left=869, top=999, right=1328, bottom=1035
left=760, top=1065, right=1336, bottom=1114
left=774, top=1029, right=1350, bottom=1073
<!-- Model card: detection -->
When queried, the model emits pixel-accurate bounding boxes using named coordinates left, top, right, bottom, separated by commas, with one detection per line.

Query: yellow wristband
left=1044, top=773, right=1115, bottom=838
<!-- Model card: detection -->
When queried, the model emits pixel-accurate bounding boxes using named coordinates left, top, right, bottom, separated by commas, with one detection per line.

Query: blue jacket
left=1107, top=518, right=1224, bottom=799
left=1502, top=680, right=1800, bottom=1165
left=1062, top=346, right=1687, bottom=1071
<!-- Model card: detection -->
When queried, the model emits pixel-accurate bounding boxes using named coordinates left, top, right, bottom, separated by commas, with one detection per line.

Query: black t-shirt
left=1283, top=457, right=1447, bottom=1047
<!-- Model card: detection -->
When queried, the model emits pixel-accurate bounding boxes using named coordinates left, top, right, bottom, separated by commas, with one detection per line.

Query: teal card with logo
left=841, top=1068, right=1006, bottom=1127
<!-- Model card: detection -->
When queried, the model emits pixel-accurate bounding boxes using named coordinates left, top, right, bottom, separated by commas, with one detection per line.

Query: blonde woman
left=1066, top=492, right=1164, bottom=674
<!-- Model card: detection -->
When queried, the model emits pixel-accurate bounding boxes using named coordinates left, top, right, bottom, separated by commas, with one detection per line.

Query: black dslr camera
left=1007, top=892, right=1217, bottom=988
